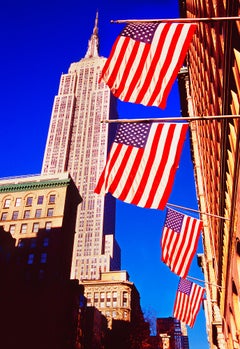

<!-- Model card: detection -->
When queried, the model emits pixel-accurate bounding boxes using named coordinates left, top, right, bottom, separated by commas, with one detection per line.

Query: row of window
left=27, top=252, right=47, bottom=265
left=2, top=194, right=56, bottom=209
left=1, top=208, right=54, bottom=221
left=18, top=237, right=49, bottom=248
left=7, top=221, right=52, bottom=235
left=87, top=291, right=128, bottom=308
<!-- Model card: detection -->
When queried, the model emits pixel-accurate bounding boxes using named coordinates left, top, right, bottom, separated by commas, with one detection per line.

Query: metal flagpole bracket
left=101, top=115, right=240, bottom=124
left=111, top=16, right=240, bottom=24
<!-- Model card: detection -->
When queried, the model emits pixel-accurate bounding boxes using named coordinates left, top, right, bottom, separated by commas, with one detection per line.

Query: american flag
left=161, top=208, right=202, bottom=277
left=100, top=22, right=197, bottom=109
left=173, top=278, right=205, bottom=327
left=94, top=122, right=188, bottom=209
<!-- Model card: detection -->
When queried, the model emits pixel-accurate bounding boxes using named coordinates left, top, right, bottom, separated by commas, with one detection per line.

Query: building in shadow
left=0, top=172, right=85, bottom=349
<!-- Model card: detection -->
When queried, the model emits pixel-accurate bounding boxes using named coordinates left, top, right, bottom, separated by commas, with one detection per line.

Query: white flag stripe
left=134, top=123, right=170, bottom=207
left=110, top=146, right=140, bottom=198
left=142, top=23, right=181, bottom=105
left=105, top=144, right=134, bottom=192
left=163, top=231, right=177, bottom=262
left=150, top=24, right=194, bottom=106
left=119, top=42, right=147, bottom=99
left=105, top=37, right=127, bottom=89
left=173, top=218, right=194, bottom=275
left=99, top=142, right=120, bottom=193
left=174, top=219, right=201, bottom=275
left=128, top=24, right=165, bottom=102
left=151, top=124, right=184, bottom=208
left=116, top=124, right=160, bottom=204
left=112, top=39, right=134, bottom=92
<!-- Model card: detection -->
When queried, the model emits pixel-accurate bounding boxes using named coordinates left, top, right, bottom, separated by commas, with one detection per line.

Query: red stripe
left=147, top=24, right=185, bottom=106
left=178, top=222, right=202, bottom=276
left=118, top=148, right=144, bottom=201
left=158, top=24, right=197, bottom=108
left=144, top=123, right=176, bottom=208
left=171, top=216, right=192, bottom=278
left=121, top=42, right=151, bottom=102
left=135, top=23, right=171, bottom=104
left=114, top=40, right=141, bottom=98
left=157, top=123, right=188, bottom=208
left=130, top=124, right=164, bottom=206
left=105, top=37, right=131, bottom=89
left=108, top=145, right=134, bottom=194
left=94, top=143, right=122, bottom=193
left=100, top=36, right=122, bottom=83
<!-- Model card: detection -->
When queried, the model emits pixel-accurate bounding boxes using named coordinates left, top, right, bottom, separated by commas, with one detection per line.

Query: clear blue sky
left=0, top=1, right=209, bottom=348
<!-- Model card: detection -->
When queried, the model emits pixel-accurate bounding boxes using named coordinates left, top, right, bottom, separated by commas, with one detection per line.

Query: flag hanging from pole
left=99, top=22, right=197, bottom=109
left=161, top=208, right=202, bottom=277
left=173, top=278, right=205, bottom=327
left=94, top=122, right=188, bottom=210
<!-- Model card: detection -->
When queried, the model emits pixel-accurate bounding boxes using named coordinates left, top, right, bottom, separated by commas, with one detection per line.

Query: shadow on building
left=0, top=226, right=85, bottom=349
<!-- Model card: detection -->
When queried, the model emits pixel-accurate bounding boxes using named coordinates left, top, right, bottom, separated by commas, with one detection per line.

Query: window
left=24, top=210, right=31, bottom=219
left=87, top=293, right=92, bottom=306
left=37, top=196, right=44, bottom=204
left=12, top=211, right=19, bottom=220
left=39, top=269, right=45, bottom=280
left=4, top=199, right=11, bottom=208
left=27, top=253, right=34, bottom=264
left=49, top=194, right=56, bottom=204
left=35, top=209, right=42, bottom=218
left=45, top=222, right=52, bottom=231
left=123, top=292, right=128, bottom=307
left=18, top=239, right=24, bottom=248
left=43, top=237, right=49, bottom=247
left=15, top=198, right=21, bottom=207
left=9, top=225, right=16, bottom=235
left=30, top=239, right=37, bottom=248
left=40, top=252, right=47, bottom=263
left=94, top=292, right=99, bottom=304
left=26, top=197, right=33, bottom=206
left=100, top=292, right=105, bottom=308
left=32, top=223, right=39, bottom=233
left=1, top=212, right=7, bottom=221
left=113, top=291, right=117, bottom=307
left=106, top=292, right=111, bottom=307
left=47, top=208, right=54, bottom=217
left=20, top=223, right=27, bottom=234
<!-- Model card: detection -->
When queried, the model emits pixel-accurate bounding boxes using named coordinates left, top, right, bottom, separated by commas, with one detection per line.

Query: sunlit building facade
left=82, top=271, right=143, bottom=329
left=179, top=0, right=240, bottom=348
left=41, top=14, right=121, bottom=281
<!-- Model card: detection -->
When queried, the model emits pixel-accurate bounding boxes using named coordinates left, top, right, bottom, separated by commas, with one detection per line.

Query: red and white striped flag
left=161, top=208, right=202, bottom=277
left=94, top=122, right=188, bottom=209
left=100, top=22, right=197, bottom=109
left=173, top=278, right=205, bottom=327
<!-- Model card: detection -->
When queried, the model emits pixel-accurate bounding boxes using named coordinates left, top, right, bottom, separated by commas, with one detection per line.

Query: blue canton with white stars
left=165, top=208, right=184, bottom=233
left=121, top=23, right=159, bottom=43
left=114, top=123, right=151, bottom=148
left=178, top=278, right=192, bottom=295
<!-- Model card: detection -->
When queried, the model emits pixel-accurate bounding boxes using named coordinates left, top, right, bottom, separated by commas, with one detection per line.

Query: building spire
left=85, top=11, right=99, bottom=58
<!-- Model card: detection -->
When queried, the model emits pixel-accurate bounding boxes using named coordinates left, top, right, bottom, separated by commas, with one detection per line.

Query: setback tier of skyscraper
left=41, top=13, right=121, bottom=281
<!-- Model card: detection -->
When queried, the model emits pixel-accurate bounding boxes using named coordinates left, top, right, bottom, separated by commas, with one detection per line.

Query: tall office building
left=178, top=0, right=240, bottom=348
left=157, top=317, right=189, bottom=349
left=41, top=13, right=121, bottom=281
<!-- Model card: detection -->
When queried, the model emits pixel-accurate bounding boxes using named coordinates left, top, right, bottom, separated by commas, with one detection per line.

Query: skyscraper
left=41, top=13, right=121, bottom=281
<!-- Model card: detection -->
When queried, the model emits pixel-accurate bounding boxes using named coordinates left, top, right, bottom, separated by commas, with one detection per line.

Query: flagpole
left=101, top=115, right=240, bottom=123
left=187, top=275, right=224, bottom=289
left=111, top=16, right=240, bottom=24
left=166, top=202, right=230, bottom=221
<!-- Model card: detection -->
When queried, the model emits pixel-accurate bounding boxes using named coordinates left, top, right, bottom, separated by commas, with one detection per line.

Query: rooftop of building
left=0, top=172, right=73, bottom=193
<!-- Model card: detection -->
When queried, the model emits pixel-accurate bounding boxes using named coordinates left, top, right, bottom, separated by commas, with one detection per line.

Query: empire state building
left=41, top=13, right=121, bottom=281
